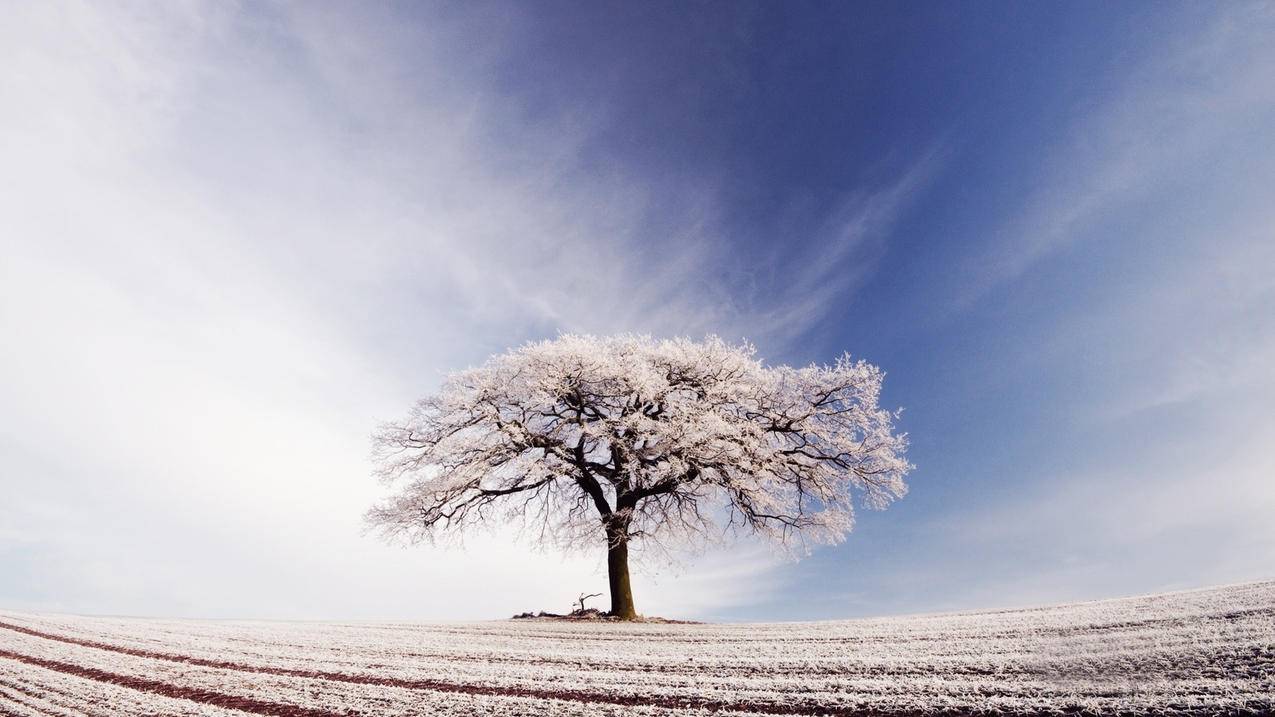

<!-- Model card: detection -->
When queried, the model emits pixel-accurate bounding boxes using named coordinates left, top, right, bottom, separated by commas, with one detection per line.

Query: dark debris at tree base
left=510, top=608, right=699, bottom=623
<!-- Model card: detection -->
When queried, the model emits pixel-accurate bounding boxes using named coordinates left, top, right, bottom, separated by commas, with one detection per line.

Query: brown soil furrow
left=0, top=649, right=342, bottom=717
left=0, top=622, right=1011, bottom=717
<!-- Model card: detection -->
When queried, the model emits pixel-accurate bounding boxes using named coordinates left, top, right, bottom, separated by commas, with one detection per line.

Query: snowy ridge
left=1, top=581, right=1272, bottom=715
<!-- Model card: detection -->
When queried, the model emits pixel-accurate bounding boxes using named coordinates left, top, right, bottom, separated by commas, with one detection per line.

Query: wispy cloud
left=0, top=2, right=929, bottom=619
left=962, top=3, right=1275, bottom=303
left=871, top=4, right=1275, bottom=616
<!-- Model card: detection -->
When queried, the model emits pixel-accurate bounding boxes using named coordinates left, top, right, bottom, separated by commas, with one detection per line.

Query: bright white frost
left=365, top=334, right=911, bottom=555
left=1, top=582, right=1271, bottom=715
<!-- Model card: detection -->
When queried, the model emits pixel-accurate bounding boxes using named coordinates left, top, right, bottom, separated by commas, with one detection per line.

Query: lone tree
left=366, top=334, right=911, bottom=619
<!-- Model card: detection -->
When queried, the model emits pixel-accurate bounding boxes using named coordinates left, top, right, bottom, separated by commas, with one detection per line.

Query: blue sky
left=2, top=2, right=1272, bottom=621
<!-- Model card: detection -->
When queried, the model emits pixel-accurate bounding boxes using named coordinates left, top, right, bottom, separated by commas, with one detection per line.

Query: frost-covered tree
left=366, top=335, right=911, bottom=619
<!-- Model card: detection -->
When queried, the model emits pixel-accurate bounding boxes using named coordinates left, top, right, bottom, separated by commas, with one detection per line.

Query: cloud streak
left=0, top=2, right=929, bottom=619
left=963, top=3, right=1275, bottom=302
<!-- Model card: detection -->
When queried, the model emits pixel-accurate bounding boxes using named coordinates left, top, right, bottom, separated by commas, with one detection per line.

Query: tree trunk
left=605, top=523, right=637, bottom=620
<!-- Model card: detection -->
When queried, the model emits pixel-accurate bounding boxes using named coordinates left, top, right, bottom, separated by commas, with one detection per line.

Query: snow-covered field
left=1, top=581, right=1271, bottom=716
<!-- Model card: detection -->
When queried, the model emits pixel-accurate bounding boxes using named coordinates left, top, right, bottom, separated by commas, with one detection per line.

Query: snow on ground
left=1, top=581, right=1271, bottom=716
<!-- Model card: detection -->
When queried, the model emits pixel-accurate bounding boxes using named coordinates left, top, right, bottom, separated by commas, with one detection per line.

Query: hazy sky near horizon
left=2, top=1, right=1273, bottom=621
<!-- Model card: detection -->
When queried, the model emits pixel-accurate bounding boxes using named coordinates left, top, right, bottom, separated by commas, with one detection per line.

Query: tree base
left=510, top=608, right=697, bottom=623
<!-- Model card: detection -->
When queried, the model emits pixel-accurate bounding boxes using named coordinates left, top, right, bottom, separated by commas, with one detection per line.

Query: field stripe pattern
left=2, top=581, right=1273, bottom=715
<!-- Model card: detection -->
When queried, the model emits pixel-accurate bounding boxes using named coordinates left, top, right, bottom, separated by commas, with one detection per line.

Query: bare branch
left=366, top=334, right=911, bottom=558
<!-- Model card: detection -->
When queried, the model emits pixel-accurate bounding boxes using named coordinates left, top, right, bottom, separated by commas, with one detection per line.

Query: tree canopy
left=366, top=334, right=911, bottom=618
